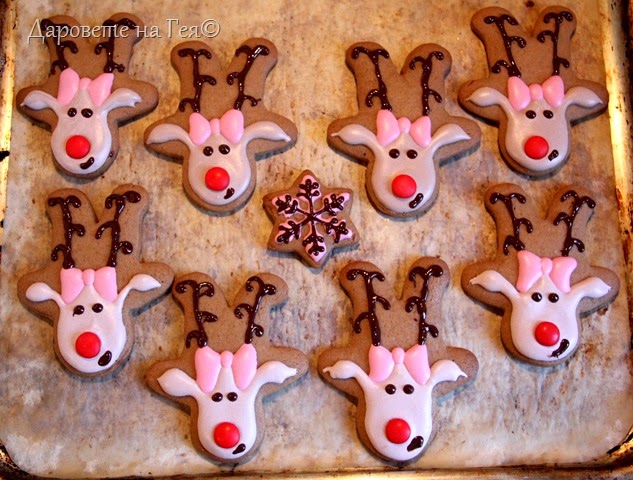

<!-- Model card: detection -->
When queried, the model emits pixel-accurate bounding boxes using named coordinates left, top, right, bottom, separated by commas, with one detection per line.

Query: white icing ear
left=426, top=359, right=466, bottom=388
left=147, top=123, right=195, bottom=150
left=470, top=270, right=519, bottom=300
left=117, top=274, right=161, bottom=301
left=324, top=360, right=371, bottom=390
left=242, top=121, right=291, bottom=145
left=21, top=90, right=62, bottom=116
left=563, top=86, right=603, bottom=109
left=158, top=368, right=201, bottom=398
left=99, top=88, right=142, bottom=112
left=331, top=124, right=381, bottom=152
left=569, top=276, right=611, bottom=302
left=466, top=87, right=512, bottom=114
left=249, top=361, right=296, bottom=391
left=428, top=123, right=470, bottom=154
left=25, top=282, right=65, bottom=306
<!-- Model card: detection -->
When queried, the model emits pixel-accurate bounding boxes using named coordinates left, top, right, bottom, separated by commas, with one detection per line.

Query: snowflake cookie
left=263, top=170, right=359, bottom=268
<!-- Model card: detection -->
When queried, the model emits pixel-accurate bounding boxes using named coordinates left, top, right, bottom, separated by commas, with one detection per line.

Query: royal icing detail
left=17, top=15, right=156, bottom=177
left=319, top=260, right=477, bottom=462
left=20, top=187, right=171, bottom=376
left=263, top=170, right=358, bottom=268
left=145, top=40, right=296, bottom=213
left=328, top=43, right=479, bottom=217
left=459, top=7, right=607, bottom=175
left=147, top=274, right=307, bottom=463
left=463, top=185, right=618, bottom=365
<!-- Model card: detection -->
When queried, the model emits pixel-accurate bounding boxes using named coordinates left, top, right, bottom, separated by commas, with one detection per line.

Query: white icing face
left=147, top=111, right=290, bottom=208
left=467, top=76, right=603, bottom=173
left=470, top=254, right=611, bottom=362
left=157, top=346, right=296, bottom=461
left=25, top=269, right=160, bottom=375
left=331, top=112, right=469, bottom=215
left=324, top=347, right=465, bottom=462
left=21, top=70, right=141, bottom=176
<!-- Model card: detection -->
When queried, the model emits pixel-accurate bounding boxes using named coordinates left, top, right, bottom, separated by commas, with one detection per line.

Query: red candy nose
left=385, top=418, right=411, bottom=444
left=524, top=136, right=549, bottom=159
left=534, top=321, right=560, bottom=346
left=205, top=167, right=230, bottom=191
left=66, top=135, right=91, bottom=159
left=214, top=422, right=240, bottom=449
left=75, top=332, right=101, bottom=358
left=391, top=174, right=417, bottom=199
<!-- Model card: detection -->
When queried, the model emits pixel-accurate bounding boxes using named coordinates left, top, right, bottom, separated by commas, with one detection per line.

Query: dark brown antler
left=234, top=276, right=278, bottom=344
left=94, top=17, right=138, bottom=73
left=483, top=13, right=526, bottom=77
left=48, top=195, right=85, bottom=269
left=95, top=190, right=141, bottom=267
left=175, top=280, right=217, bottom=348
left=405, top=265, right=443, bottom=345
left=346, top=269, right=391, bottom=346
left=227, top=44, right=270, bottom=110
left=537, top=11, right=574, bottom=76
left=490, top=191, right=533, bottom=254
left=554, top=189, right=596, bottom=256
left=177, top=48, right=216, bottom=113
left=39, top=18, right=78, bottom=74
left=409, top=51, right=444, bottom=116
left=351, top=46, right=392, bottom=110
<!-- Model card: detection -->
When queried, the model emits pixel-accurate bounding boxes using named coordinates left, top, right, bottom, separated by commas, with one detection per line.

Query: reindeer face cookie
left=328, top=43, right=480, bottom=218
left=17, top=185, right=174, bottom=377
left=146, top=272, right=308, bottom=463
left=318, top=259, right=478, bottom=463
left=145, top=39, right=297, bottom=214
left=462, top=184, right=619, bottom=366
left=458, top=6, right=608, bottom=176
left=16, top=14, right=158, bottom=178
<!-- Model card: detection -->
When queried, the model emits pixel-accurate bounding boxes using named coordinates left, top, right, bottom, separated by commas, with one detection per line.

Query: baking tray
left=1, top=0, right=632, bottom=477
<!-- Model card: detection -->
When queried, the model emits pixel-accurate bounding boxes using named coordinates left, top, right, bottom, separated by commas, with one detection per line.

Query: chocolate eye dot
left=81, top=108, right=93, bottom=118
left=92, top=303, right=103, bottom=313
left=403, top=384, right=415, bottom=394
left=67, top=108, right=77, bottom=117
left=227, top=392, right=238, bottom=402
left=389, top=149, right=400, bottom=159
left=219, top=144, right=231, bottom=155
left=203, top=146, right=213, bottom=156
left=73, top=305, right=84, bottom=316
left=531, top=292, right=542, bottom=302
left=406, top=149, right=418, bottom=159
left=212, top=393, right=223, bottom=402
left=526, top=110, right=536, bottom=119
left=385, top=384, right=396, bottom=395
left=543, top=110, right=554, bottom=119
left=548, top=293, right=559, bottom=303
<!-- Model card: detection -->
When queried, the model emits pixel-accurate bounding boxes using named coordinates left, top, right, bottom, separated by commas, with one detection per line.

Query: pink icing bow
left=60, top=266, right=118, bottom=304
left=194, top=343, right=257, bottom=393
left=188, top=110, right=245, bottom=146
left=368, top=344, right=431, bottom=385
left=516, top=250, right=577, bottom=293
left=507, top=75, right=565, bottom=112
left=57, top=68, right=115, bottom=107
left=376, top=110, right=432, bottom=148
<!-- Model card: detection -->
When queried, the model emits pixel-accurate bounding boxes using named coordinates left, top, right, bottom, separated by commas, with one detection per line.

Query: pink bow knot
left=194, top=343, right=257, bottom=393
left=57, top=68, right=115, bottom=107
left=516, top=250, right=577, bottom=293
left=507, top=75, right=565, bottom=112
left=368, top=344, right=431, bottom=385
left=375, top=110, right=432, bottom=148
left=188, top=109, right=245, bottom=146
left=60, top=266, right=118, bottom=304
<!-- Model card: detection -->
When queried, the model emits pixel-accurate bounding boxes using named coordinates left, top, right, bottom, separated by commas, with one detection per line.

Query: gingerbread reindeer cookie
left=17, top=14, right=158, bottom=178
left=458, top=6, right=608, bottom=176
left=146, top=272, right=308, bottom=463
left=17, top=185, right=174, bottom=377
left=461, top=184, right=619, bottom=366
left=145, top=39, right=297, bottom=214
left=328, top=42, right=480, bottom=218
left=318, top=259, right=478, bottom=463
